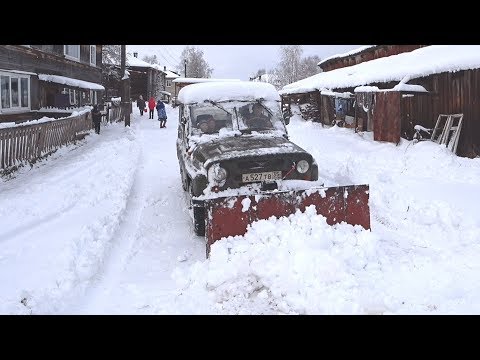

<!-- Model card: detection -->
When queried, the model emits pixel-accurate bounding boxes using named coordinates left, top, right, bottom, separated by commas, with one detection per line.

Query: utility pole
left=121, top=45, right=131, bottom=127
left=184, top=59, right=187, bottom=77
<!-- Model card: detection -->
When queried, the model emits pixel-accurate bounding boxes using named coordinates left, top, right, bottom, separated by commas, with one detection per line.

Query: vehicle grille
left=219, top=155, right=305, bottom=189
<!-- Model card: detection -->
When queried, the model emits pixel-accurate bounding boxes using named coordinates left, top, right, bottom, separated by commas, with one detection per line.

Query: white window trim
left=64, top=45, right=80, bottom=62
left=0, top=70, right=30, bottom=113
left=90, top=45, right=96, bottom=66
left=166, top=80, right=172, bottom=87
left=69, top=89, right=77, bottom=106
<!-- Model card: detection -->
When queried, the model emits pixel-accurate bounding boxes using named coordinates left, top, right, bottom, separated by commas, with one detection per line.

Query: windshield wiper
left=256, top=98, right=275, bottom=118
left=205, top=100, right=232, bottom=115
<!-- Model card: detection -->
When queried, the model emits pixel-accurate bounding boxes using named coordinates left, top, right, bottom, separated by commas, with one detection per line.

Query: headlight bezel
left=207, top=163, right=228, bottom=186
left=296, top=159, right=310, bottom=174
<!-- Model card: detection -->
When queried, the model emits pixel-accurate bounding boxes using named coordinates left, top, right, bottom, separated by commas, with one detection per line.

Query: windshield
left=189, top=100, right=286, bottom=136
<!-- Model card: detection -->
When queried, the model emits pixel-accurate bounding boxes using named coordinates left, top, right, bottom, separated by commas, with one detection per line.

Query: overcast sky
left=126, top=45, right=364, bottom=80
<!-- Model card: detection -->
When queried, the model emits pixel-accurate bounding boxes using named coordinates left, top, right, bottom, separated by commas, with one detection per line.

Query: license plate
left=242, top=171, right=282, bottom=183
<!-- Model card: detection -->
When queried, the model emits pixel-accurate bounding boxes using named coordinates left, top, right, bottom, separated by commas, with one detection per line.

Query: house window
left=64, top=45, right=80, bottom=60
left=90, top=45, right=96, bottom=66
left=166, top=80, right=172, bottom=87
left=69, top=89, right=77, bottom=106
left=11, top=78, right=19, bottom=107
left=1, top=76, right=10, bottom=108
left=21, top=78, right=29, bottom=107
left=0, top=71, right=30, bottom=111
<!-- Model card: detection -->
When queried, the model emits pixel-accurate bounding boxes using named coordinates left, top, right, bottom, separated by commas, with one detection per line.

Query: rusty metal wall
left=372, top=91, right=401, bottom=143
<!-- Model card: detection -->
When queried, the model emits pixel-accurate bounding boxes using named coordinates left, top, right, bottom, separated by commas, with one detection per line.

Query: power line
left=156, top=48, right=176, bottom=69
left=164, top=46, right=181, bottom=65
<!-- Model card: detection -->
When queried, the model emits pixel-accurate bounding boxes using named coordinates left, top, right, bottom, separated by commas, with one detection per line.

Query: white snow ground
left=1, top=104, right=479, bottom=314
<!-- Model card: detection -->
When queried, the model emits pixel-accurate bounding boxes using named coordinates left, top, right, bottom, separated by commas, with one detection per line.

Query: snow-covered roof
left=126, top=54, right=156, bottom=68
left=317, top=46, right=376, bottom=66
left=164, top=70, right=180, bottom=79
left=38, top=74, right=105, bottom=91
left=354, top=86, right=380, bottom=93
left=177, top=81, right=280, bottom=104
left=282, top=46, right=480, bottom=95
left=320, top=90, right=353, bottom=98
left=391, top=83, right=428, bottom=92
left=173, top=77, right=241, bottom=83
left=159, top=90, right=172, bottom=96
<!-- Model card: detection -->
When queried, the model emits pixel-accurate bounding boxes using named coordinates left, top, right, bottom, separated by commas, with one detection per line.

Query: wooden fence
left=104, top=103, right=125, bottom=123
left=0, top=111, right=92, bottom=170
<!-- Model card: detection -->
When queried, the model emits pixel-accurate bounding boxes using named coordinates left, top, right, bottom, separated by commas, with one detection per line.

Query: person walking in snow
left=137, top=95, right=146, bottom=116
left=156, top=100, right=167, bottom=128
left=92, top=105, right=102, bottom=134
left=148, top=96, right=156, bottom=119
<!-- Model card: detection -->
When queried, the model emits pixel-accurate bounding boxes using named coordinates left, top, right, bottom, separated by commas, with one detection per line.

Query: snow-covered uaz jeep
left=176, top=81, right=319, bottom=236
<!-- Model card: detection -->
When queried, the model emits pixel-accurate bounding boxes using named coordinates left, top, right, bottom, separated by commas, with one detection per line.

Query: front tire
left=188, top=181, right=205, bottom=236
left=193, top=205, right=206, bottom=236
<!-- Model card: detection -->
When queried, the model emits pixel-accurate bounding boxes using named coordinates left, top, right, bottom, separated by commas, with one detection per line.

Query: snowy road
left=0, top=106, right=205, bottom=314
left=69, top=107, right=207, bottom=314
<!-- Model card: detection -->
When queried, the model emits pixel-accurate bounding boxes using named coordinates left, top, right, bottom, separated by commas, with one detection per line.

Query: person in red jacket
left=148, top=96, right=156, bottom=119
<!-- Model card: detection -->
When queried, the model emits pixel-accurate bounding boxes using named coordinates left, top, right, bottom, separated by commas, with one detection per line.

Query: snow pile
left=174, top=206, right=375, bottom=315
left=174, top=111, right=480, bottom=315
left=0, top=107, right=92, bottom=129
left=0, top=123, right=141, bottom=314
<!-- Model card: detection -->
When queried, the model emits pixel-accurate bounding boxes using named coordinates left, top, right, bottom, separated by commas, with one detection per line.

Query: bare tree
left=102, top=45, right=121, bottom=66
left=143, top=54, right=159, bottom=64
left=273, top=45, right=304, bottom=88
left=299, top=55, right=322, bottom=79
left=102, top=45, right=122, bottom=99
left=177, top=46, right=213, bottom=78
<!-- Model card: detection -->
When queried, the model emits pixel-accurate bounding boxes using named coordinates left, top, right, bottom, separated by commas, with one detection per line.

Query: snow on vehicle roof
left=282, top=45, right=480, bottom=95
left=177, top=81, right=281, bottom=104
left=172, top=77, right=241, bottom=83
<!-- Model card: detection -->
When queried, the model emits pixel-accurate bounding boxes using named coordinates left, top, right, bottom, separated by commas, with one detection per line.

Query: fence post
left=37, top=125, right=46, bottom=158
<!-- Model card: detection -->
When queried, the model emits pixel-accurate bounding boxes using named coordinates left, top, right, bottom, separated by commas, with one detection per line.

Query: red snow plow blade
left=205, top=184, right=370, bottom=256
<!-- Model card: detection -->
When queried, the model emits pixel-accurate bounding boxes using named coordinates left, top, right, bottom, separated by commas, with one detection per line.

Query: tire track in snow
left=65, top=123, right=148, bottom=314
left=68, top=109, right=205, bottom=314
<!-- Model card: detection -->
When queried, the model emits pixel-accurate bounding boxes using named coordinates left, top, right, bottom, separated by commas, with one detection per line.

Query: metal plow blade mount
left=204, top=184, right=370, bottom=257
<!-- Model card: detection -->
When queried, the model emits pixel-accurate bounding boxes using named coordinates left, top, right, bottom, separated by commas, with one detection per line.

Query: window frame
left=64, top=45, right=80, bottom=61
left=90, top=45, right=96, bottom=66
left=0, top=70, right=31, bottom=112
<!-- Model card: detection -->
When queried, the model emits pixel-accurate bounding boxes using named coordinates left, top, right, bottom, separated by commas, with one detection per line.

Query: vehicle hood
left=191, top=135, right=310, bottom=166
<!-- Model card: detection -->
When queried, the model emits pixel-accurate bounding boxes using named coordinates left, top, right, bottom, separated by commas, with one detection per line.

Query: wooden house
left=0, top=45, right=104, bottom=123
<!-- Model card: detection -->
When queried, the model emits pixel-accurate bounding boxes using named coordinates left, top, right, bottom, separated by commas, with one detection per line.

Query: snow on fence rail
left=0, top=111, right=92, bottom=170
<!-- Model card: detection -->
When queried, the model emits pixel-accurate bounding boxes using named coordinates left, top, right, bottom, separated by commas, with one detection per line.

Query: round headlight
left=296, top=160, right=310, bottom=174
left=208, top=164, right=227, bottom=186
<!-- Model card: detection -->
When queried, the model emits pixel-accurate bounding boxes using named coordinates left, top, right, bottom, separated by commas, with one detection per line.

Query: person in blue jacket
left=156, top=100, right=167, bottom=128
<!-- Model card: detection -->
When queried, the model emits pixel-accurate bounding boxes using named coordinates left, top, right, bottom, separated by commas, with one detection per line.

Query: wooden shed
left=281, top=45, right=480, bottom=158
left=318, top=45, right=425, bottom=72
